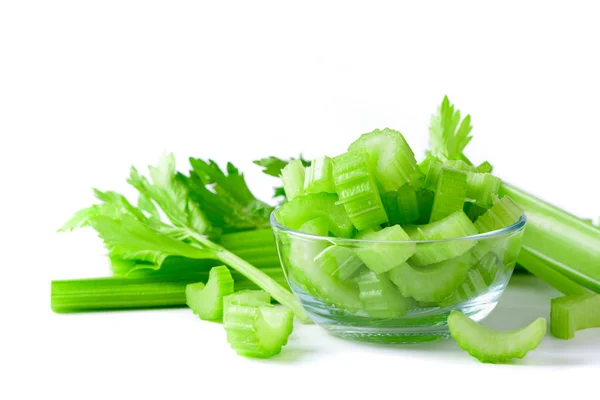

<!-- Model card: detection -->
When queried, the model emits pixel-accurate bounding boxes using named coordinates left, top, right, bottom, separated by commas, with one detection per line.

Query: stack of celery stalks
left=52, top=97, right=600, bottom=362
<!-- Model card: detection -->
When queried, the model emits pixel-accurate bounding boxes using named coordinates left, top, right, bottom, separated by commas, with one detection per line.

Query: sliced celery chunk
left=304, top=156, right=336, bottom=194
left=415, top=189, right=434, bottom=224
left=474, top=195, right=522, bottom=233
left=223, top=291, right=294, bottom=358
left=389, top=254, right=474, bottom=303
left=430, top=167, right=468, bottom=222
left=356, top=270, right=415, bottom=318
left=409, top=211, right=478, bottom=267
left=288, top=219, right=362, bottom=310
left=275, top=193, right=354, bottom=238
left=424, top=160, right=500, bottom=208
left=185, top=266, right=234, bottom=321
left=550, top=294, right=600, bottom=340
left=287, top=218, right=330, bottom=287
left=382, top=185, right=420, bottom=226
left=348, top=128, right=422, bottom=191
left=280, top=159, right=305, bottom=200
left=448, top=311, right=547, bottom=364
left=332, top=149, right=388, bottom=230
left=438, top=254, right=498, bottom=307
left=465, top=172, right=501, bottom=208
left=355, top=225, right=416, bottom=274
left=314, top=245, right=365, bottom=280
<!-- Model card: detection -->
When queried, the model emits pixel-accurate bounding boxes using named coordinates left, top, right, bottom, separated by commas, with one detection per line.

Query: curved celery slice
left=223, top=291, right=294, bottom=358
left=289, top=219, right=361, bottom=310
left=304, top=156, right=336, bottom=194
left=438, top=254, right=498, bottom=307
left=348, top=128, right=422, bottom=191
left=409, top=211, right=478, bottom=266
left=280, top=159, right=305, bottom=200
left=332, top=149, right=388, bottom=230
left=430, top=167, right=468, bottom=222
left=356, top=270, right=415, bottom=318
left=287, top=218, right=330, bottom=287
left=448, top=311, right=547, bottom=363
left=550, top=294, right=600, bottom=339
left=314, top=246, right=364, bottom=280
left=185, top=266, right=234, bottom=320
left=275, top=193, right=354, bottom=238
left=388, top=254, right=474, bottom=303
left=355, top=225, right=416, bottom=274
left=382, top=185, right=420, bottom=226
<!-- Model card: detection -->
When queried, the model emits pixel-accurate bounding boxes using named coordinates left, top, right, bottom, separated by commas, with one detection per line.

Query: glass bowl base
left=293, top=283, right=505, bottom=344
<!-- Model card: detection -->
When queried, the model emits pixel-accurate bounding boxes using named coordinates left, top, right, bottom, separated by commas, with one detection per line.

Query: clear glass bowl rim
left=270, top=210, right=526, bottom=244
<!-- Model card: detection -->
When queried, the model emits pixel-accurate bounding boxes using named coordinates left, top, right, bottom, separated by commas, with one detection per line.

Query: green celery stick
left=550, top=294, right=600, bottom=339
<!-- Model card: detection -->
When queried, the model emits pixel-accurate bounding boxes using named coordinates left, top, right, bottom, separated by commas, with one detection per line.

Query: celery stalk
left=499, top=183, right=600, bottom=293
left=51, top=269, right=287, bottom=313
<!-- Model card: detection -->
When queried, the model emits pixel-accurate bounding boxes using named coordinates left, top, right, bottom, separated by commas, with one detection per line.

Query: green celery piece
left=465, top=173, right=501, bottom=208
left=424, top=159, right=500, bottom=208
left=428, top=96, right=473, bottom=163
left=223, top=291, right=294, bottom=358
left=186, top=266, right=234, bottom=321
left=388, top=254, right=474, bottom=303
left=438, top=254, right=498, bottom=307
left=349, top=128, right=423, bottom=191
left=463, top=202, right=488, bottom=222
left=280, top=159, right=306, bottom=201
left=314, top=246, right=365, bottom=280
left=288, top=219, right=362, bottom=310
left=475, top=161, right=493, bottom=173
left=469, top=195, right=523, bottom=262
left=499, top=183, right=600, bottom=293
left=448, top=311, right=547, bottom=364
left=518, top=248, right=588, bottom=295
left=550, top=294, right=600, bottom=339
left=418, top=152, right=440, bottom=175
left=443, top=159, right=477, bottom=172
left=409, top=210, right=478, bottom=267
left=253, top=156, right=310, bottom=201
left=332, top=149, right=389, bottom=230
left=275, top=193, right=354, bottom=238
left=61, top=159, right=310, bottom=323
left=355, top=225, right=416, bottom=274
left=356, top=270, right=416, bottom=318
left=181, top=158, right=273, bottom=232
left=474, top=195, right=522, bottom=233
left=415, top=189, right=434, bottom=224
left=304, top=156, right=336, bottom=194
left=51, top=268, right=288, bottom=313
left=381, top=185, right=420, bottom=226
left=430, top=167, right=468, bottom=222
left=219, top=229, right=280, bottom=269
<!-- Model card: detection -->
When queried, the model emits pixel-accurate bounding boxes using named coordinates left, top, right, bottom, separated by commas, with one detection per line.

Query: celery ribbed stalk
left=499, top=183, right=600, bottom=293
left=51, top=269, right=287, bottom=313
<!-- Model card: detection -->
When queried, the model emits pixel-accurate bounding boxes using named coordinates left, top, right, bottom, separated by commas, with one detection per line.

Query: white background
left=1, top=1, right=599, bottom=399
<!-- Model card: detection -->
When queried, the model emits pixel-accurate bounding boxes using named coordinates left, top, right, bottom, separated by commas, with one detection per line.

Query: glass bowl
left=271, top=213, right=527, bottom=343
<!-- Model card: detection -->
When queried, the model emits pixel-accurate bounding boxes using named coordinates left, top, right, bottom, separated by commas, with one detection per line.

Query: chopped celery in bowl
left=271, top=208, right=526, bottom=343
